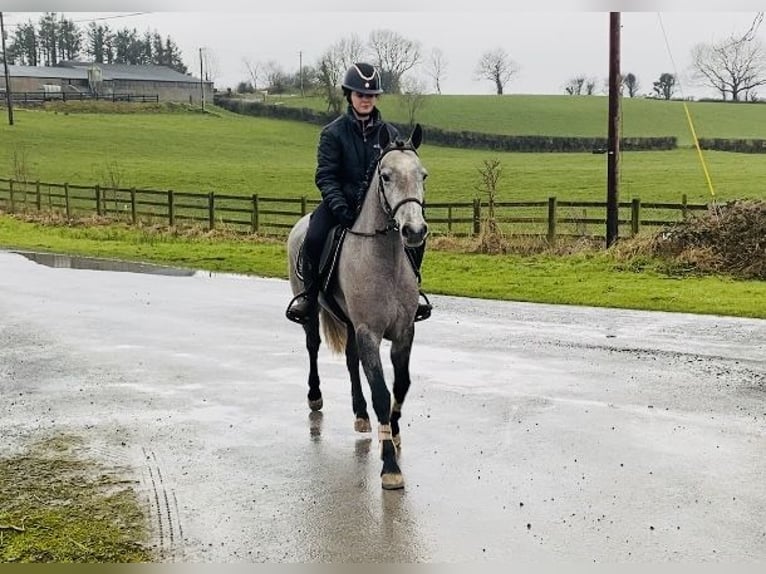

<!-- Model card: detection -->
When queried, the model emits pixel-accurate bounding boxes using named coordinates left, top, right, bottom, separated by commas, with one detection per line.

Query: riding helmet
left=341, top=63, right=384, bottom=95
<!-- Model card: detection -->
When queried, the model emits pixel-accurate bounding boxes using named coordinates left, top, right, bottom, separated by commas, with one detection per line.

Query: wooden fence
left=0, top=178, right=709, bottom=240
left=1, top=91, right=160, bottom=104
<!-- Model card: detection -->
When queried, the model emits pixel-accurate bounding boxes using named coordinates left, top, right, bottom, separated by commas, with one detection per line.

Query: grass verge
left=0, top=434, right=153, bottom=562
left=1, top=213, right=764, bottom=319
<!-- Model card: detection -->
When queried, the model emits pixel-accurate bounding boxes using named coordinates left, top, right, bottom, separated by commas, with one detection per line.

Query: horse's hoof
left=308, top=397, right=323, bottom=411
left=354, top=418, right=371, bottom=433
left=392, top=434, right=401, bottom=450
left=381, top=472, right=405, bottom=490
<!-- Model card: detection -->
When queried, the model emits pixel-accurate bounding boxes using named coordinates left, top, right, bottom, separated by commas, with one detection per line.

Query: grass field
left=1, top=104, right=765, bottom=207
left=279, top=93, right=766, bottom=147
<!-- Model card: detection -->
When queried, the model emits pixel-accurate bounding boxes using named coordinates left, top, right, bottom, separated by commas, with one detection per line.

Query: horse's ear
left=409, top=123, right=423, bottom=150
left=379, top=124, right=394, bottom=151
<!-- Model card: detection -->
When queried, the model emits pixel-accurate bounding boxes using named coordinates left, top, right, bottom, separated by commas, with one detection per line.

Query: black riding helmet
left=341, top=63, right=384, bottom=96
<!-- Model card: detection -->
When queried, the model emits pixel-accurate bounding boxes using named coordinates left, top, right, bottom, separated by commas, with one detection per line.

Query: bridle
left=346, top=141, right=425, bottom=238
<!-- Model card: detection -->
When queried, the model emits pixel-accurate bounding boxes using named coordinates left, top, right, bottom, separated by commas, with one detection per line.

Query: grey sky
left=3, top=7, right=765, bottom=98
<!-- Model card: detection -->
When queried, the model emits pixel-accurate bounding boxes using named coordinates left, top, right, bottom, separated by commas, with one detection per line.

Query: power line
left=3, top=12, right=152, bottom=28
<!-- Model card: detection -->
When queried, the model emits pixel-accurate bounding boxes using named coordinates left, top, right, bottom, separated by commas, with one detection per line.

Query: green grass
left=282, top=93, right=766, bottom=147
left=2, top=105, right=766, bottom=207
left=2, top=215, right=764, bottom=319
left=0, top=435, right=153, bottom=563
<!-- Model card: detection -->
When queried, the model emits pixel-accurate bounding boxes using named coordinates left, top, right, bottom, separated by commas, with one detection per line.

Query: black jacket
left=314, top=105, right=398, bottom=225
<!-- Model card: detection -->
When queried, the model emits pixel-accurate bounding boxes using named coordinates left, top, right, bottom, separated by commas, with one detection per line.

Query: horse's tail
left=320, top=309, right=347, bottom=354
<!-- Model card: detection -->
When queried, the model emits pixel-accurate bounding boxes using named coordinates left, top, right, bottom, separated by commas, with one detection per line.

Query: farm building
left=1, top=61, right=213, bottom=104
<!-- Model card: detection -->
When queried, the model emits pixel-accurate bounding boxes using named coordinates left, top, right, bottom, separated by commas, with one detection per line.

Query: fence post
left=301, top=195, right=307, bottom=216
left=472, top=198, right=481, bottom=236
left=547, top=196, right=557, bottom=243
left=64, top=183, right=71, bottom=219
left=8, top=179, right=15, bottom=213
left=682, top=193, right=688, bottom=221
left=95, top=184, right=102, bottom=216
left=447, top=205, right=453, bottom=234
left=252, top=194, right=259, bottom=233
left=631, top=198, right=641, bottom=236
left=208, top=192, right=215, bottom=230
left=130, top=187, right=137, bottom=224
left=168, top=190, right=175, bottom=226
left=36, top=180, right=41, bottom=211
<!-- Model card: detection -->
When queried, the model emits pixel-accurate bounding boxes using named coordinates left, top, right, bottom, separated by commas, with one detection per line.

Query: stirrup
left=414, top=291, right=432, bottom=322
left=285, top=292, right=315, bottom=325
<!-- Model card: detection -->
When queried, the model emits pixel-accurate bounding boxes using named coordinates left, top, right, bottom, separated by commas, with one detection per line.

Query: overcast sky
left=3, top=5, right=765, bottom=98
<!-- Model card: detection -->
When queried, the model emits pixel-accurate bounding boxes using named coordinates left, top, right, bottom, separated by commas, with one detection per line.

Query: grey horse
left=287, top=124, right=428, bottom=490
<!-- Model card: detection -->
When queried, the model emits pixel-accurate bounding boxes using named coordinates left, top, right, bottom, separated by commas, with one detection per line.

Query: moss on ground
left=0, top=435, right=153, bottom=563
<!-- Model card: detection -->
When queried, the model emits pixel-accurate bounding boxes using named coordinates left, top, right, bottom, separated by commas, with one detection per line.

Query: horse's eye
left=381, top=173, right=391, bottom=183
left=422, top=173, right=428, bottom=181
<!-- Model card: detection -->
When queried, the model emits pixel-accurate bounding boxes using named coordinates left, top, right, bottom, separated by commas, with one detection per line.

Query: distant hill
left=275, top=94, right=766, bottom=148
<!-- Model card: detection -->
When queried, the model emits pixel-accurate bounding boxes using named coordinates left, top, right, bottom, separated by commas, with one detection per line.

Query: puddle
left=14, top=251, right=196, bottom=277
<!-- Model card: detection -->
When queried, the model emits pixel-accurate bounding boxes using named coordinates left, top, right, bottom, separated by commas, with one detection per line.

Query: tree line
left=4, top=12, right=188, bottom=74
left=236, top=17, right=765, bottom=108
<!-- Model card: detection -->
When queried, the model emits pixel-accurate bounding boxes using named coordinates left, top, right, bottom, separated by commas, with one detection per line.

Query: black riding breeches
left=303, top=201, right=339, bottom=276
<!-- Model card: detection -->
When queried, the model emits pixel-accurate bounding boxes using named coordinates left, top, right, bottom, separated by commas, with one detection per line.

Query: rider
left=286, top=62, right=431, bottom=324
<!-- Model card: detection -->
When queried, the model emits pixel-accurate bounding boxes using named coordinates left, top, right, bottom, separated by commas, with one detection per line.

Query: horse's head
left=376, top=124, right=429, bottom=248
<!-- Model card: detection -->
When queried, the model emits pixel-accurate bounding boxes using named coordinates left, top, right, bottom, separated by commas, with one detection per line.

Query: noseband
left=347, top=141, right=425, bottom=238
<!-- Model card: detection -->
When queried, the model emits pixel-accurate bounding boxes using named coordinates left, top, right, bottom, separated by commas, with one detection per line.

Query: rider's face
left=351, top=92, right=377, bottom=116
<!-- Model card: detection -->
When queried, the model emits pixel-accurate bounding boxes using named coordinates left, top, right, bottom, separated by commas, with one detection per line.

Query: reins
left=346, top=142, right=425, bottom=238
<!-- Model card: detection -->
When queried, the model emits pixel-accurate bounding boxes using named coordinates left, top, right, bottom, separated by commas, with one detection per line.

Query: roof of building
left=8, top=62, right=206, bottom=84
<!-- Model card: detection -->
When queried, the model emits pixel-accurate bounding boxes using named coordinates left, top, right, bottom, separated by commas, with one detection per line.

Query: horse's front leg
left=356, top=324, right=403, bottom=490
left=345, top=322, right=370, bottom=432
left=303, top=313, right=322, bottom=411
left=390, top=324, right=414, bottom=450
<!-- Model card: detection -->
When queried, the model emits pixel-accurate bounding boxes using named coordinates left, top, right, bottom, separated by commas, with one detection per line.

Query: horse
left=287, top=124, right=428, bottom=490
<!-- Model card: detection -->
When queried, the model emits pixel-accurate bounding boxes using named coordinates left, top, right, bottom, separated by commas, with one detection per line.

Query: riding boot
left=408, top=243, right=433, bottom=322
left=286, top=256, right=319, bottom=324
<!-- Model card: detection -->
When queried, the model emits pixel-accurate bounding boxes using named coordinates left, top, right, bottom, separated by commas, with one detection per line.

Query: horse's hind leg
left=390, top=325, right=414, bottom=450
left=356, top=325, right=403, bottom=490
left=304, top=313, right=322, bottom=411
left=345, top=323, right=370, bottom=432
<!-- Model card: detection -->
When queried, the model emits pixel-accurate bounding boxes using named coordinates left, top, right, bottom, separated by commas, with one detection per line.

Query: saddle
left=296, top=226, right=429, bottom=324
left=297, top=225, right=349, bottom=324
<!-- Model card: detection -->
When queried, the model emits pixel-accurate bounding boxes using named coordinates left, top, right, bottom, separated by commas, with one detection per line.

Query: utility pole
left=199, top=47, right=205, bottom=111
left=299, top=50, right=304, bottom=97
left=606, top=12, right=621, bottom=247
left=0, top=11, right=14, bottom=126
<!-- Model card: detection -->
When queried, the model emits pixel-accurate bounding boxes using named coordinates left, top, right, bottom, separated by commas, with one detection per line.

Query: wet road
left=1, top=249, right=765, bottom=563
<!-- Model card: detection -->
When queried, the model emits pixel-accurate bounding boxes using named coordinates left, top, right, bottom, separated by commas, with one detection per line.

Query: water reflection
left=308, top=411, right=323, bottom=440
left=15, top=251, right=195, bottom=276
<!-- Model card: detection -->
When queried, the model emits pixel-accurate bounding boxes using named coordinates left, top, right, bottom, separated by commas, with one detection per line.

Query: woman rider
left=286, top=62, right=431, bottom=324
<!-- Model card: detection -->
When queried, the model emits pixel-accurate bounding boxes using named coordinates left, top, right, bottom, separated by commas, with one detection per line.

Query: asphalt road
left=1, top=249, right=764, bottom=563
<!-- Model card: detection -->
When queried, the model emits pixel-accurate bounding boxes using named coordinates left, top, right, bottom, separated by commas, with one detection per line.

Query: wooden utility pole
left=0, top=11, right=14, bottom=126
left=606, top=12, right=621, bottom=247
left=299, top=50, right=304, bottom=97
left=199, top=47, right=205, bottom=111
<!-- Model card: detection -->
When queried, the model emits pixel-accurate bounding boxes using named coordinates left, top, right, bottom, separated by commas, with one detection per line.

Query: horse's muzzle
left=401, top=222, right=428, bottom=248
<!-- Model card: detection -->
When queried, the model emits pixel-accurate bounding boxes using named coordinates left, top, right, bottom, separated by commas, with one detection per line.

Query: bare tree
left=564, top=76, right=586, bottom=95
left=691, top=33, right=766, bottom=101
left=475, top=48, right=519, bottom=95
left=425, top=47, right=447, bottom=94
left=242, top=57, right=264, bottom=92
left=264, top=60, right=288, bottom=93
left=623, top=72, right=639, bottom=97
left=652, top=73, right=676, bottom=100
left=315, top=34, right=365, bottom=114
left=368, top=29, right=421, bottom=94
left=399, top=76, right=428, bottom=128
